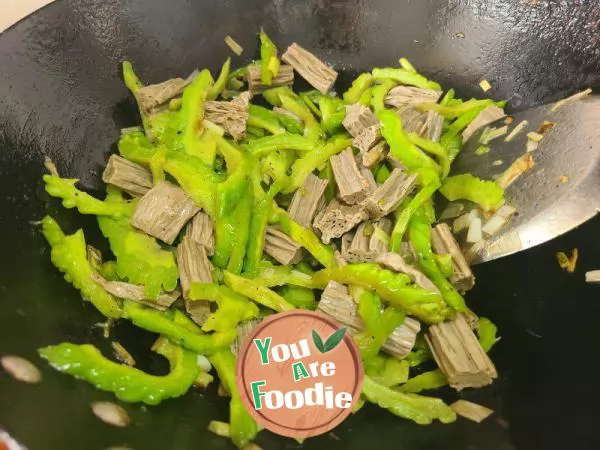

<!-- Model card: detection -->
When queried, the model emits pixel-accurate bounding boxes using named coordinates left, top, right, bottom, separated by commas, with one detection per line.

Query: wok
left=1, top=0, right=599, bottom=449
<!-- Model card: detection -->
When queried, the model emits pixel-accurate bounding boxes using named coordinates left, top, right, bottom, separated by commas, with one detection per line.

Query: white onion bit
left=91, top=402, right=131, bottom=428
left=466, top=217, right=483, bottom=243
left=585, top=270, right=600, bottom=284
left=1, top=355, right=42, bottom=384
left=197, top=354, right=212, bottom=373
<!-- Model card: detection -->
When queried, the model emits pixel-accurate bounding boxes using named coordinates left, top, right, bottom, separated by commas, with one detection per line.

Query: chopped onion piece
left=208, top=420, right=231, bottom=437
left=504, top=119, right=528, bottom=142
left=527, top=131, right=543, bottom=143
left=492, top=159, right=503, bottom=166
left=585, top=270, right=600, bottom=284
left=504, top=116, right=513, bottom=125
left=479, top=125, right=508, bottom=145
left=194, top=371, right=214, bottom=388
left=453, top=210, right=478, bottom=233
left=91, top=402, right=130, bottom=428
left=224, top=36, right=243, bottom=56
left=197, top=355, right=212, bottom=372
left=559, top=175, right=569, bottom=184
left=482, top=205, right=516, bottom=236
left=466, top=217, right=482, bottom=243
left=111, top=342, right=136, bottom=366
left=1, top=355, right=42, bottom=384
left=479, top=79, right=492, bottom=92
left=440, top=202, right=466, bottom=220
left=496, top=153, right=534, bottom=189
left=44, top=157, right=59, bottom=177
left=486, top=230, right=522, bottom=256
left=550, top=88, right=592, bottom=112
left=526, top=139, right=539, bottom=153
left=538, top=121, right=556, bottom=134
left=475, top=145, right=490, bottom=155
left=450, top=399, right=494, bottom=423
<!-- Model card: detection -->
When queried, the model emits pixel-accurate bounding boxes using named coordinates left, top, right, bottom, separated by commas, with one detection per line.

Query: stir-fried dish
left=35, top=31, right=514, bottom=447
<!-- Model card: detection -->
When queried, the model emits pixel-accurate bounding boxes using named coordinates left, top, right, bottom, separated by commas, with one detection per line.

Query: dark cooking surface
left=1, top=0, right=599, bottom=449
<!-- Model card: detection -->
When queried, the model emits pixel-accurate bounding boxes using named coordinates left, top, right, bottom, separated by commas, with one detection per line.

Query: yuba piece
left=136, top=77, right=188, bottom=114
left=177, top=235, right=213, bottom=325
left=341, top=219, right=392, bottom=263
left=384, top=85, right=442, bottom=108
left=205, top=100, right=248, bottom=141
left=342, top=103, right=379, bottom=137
left=91, top=274, right=180, bottom=311
left=376, top=252, right=439, bottom=293
left=431, top=223, right=475, bottom=292
left=426, top=314, right=497, bottom=390
left=186, top=211, right=215, bottom=256
left=287, top=173, right=328, bottom=228
left=313, top=199, right=368, bottom=244
left=264, top=226, right=303, bottom=265
left=102, top=155, right=153, bottom=197
left=282, top=43, right=338, bottom=93
left=131, top=181, right=199, bottom=245
left=318, top=281, right=421, bottom=358
left=353, top=125, right=381, bottom=153
left=247, top=64, right=294, bottom=92
left=363, top=169, right=417, bottom=219
left=330, top=148, right=372, bottom=204
left=462, top=106, right=505, bottom=143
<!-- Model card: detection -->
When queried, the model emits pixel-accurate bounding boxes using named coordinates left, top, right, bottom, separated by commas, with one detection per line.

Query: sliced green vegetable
left=372, top=67, right=441, bottom=91
left=362, top=375, right=456, bottom=424
left=478, top=317, right=498, bottom=352
left=398, top=369, right=448, bottom=393
left=259, top=29, right=280, bottom=85
left=343, top=73, right=373, bottom=104
left=41, top=216, right=123, bottom=318
left=38, top=338, right=199, bottom=405
left=439, top=174, right=504, bottom=211
left=223, top=270, right=295, bottom=312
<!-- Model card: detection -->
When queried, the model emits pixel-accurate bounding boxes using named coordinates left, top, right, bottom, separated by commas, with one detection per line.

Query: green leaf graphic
left=312, top=329, right=325, bottom=352
left=323, top=327, right=347, bottom=353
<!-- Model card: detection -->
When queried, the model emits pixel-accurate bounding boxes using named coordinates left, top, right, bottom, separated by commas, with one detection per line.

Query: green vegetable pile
left=38, top=31, right=502, bottom=447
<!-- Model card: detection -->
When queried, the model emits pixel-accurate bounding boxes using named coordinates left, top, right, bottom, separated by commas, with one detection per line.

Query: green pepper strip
left=243, top=190, right=275, bottom=276
left=280, top=93, right=324, bottom=140
left=188, top=283, right=260, bottom=332
left=439, top=173, right=504, bottom=212
left=343, top=73, right=374, bottom=104
left=371, top=67, right=442, bottom=91
left=251, top=262, right=317, bottom=288
left=407, top=209, right=467, bottom=312
left=41, top=216, right=123, bottom=318
left=43, top=175, right=134, bottom=218
left=209, top=350, right=258, bottom=448
left=389, top=174, right=441, bottom=250
left=259, top=29, right=280, bottom=85
left=319, top=95, right=346, bottom=135
left=118, top=131, right=222, bottom=217
left=243, top=133, right=319, bottom=157
left=359, top=86, right=374, bottom=106
left=439, top=88, right=455, bottom=106
left=378, top=110, right=440, bottom=173
left=279, top=285, right=316, bottom=310
left=270, top=208, right=336, bottom=268
left=362, top=375, right=456, bottom=424
left=38, top=338, right=199, bottom=406
left=247, top=105, right=286, bottom=135
left=406, top=132, right=451, bottom=178
left=223, top=271, right=295, bottom=312
left=226, top=189, right=252, bottom=274
left=418, top=98, right=494, bottom=119
left=207, top=57, right=231, bottom=100
left=286, top=135, right=352, bottom=193
left=262, top=86, right=295, bottom=106
left=122, top=61, right=152, bottom=135
left=398, top=369, right=448, bottom=394
left=319, top=161, right=337, bottom=202
left=299, top=91, right=322, bottom=119
left=123, top=302, right=236, bottom=354
left=313, top=263, right=449, bottom=323
left=365, top=354, right=410, bottom=387
left=178, top=70, right=214, bottom=157
left=354, top=288, right=405, bottom=360
left=478, top=317, right=498, bottom=352
left=371, top=79, right=397, bottom=113
left=399, top=57, right=417, bottom=73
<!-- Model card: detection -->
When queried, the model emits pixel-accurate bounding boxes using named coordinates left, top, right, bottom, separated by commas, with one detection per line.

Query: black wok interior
left=1, top=1, right=599, bottom=449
